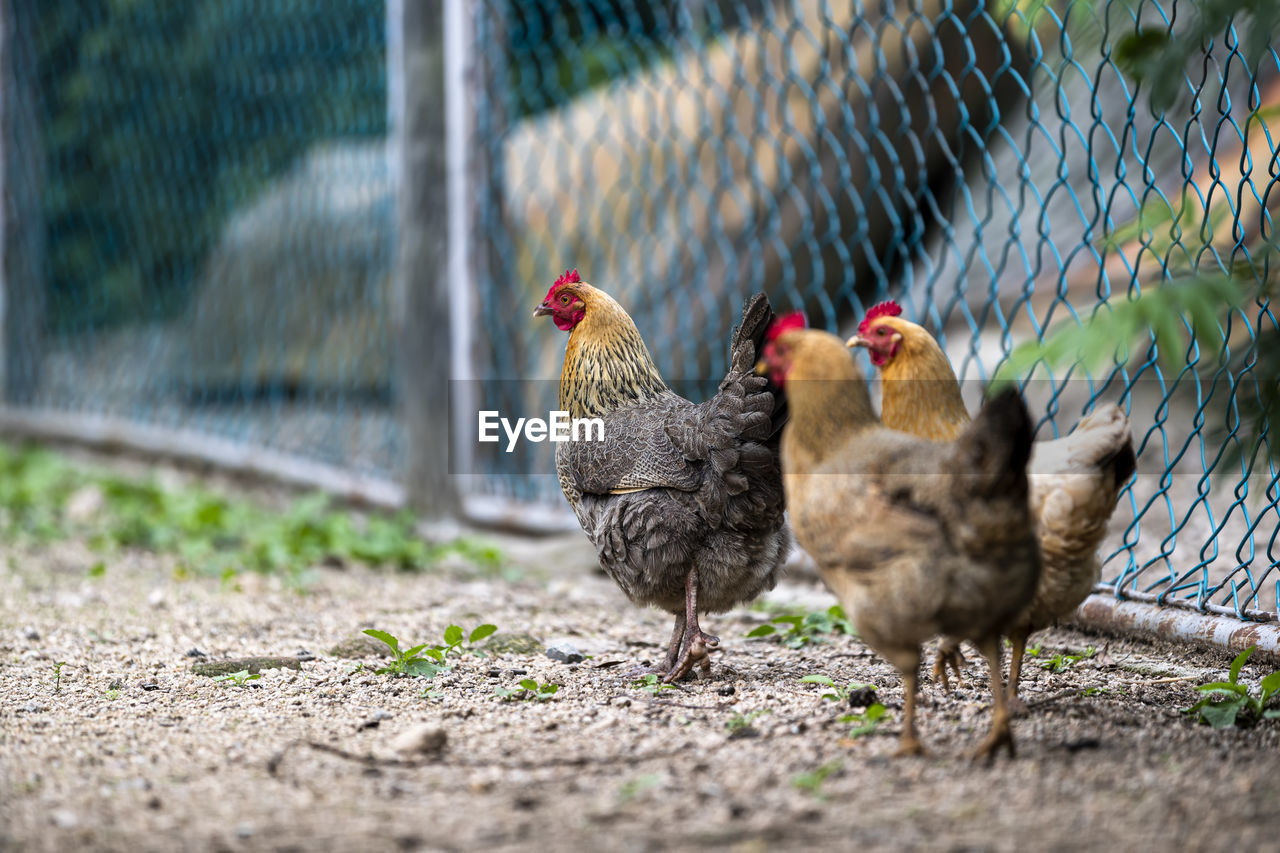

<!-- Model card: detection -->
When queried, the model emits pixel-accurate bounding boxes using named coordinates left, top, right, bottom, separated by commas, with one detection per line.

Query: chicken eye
left=876, top=327, right=888, bottom=336
left=560, top=294, right=571, bottom=305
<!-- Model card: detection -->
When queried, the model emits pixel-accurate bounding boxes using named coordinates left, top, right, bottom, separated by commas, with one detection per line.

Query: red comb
left=544, top=268, right=581, bottom=301
left=766, top=311, right=807, bottom=341
left=857, top=300, right=903, bottom=335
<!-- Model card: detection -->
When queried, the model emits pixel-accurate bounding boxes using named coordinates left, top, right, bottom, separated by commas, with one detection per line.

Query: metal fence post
left=390, top=0, right=458, bottom=518
left=0, top=0, right=44, bottom=405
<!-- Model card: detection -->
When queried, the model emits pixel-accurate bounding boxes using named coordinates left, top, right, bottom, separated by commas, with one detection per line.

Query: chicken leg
left=1006, top=626, right=1031, bottom=716
left=663, top=568, right=720, bottom=682
left=894, top=654, right=926, bottom=756
left=972, top=635, right=1015, bottom=762
left=932, top=640, right=966, bottom=692
left=622, top=613, right=685, bottom=679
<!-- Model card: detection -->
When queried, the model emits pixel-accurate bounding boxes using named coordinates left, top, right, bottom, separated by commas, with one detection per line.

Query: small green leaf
left=362, top=629, right=400, bottom=654
left=1198, top=699, right=1244, bottom=729
left=404, top=659, right=446, bottom=679
left=87, top=561, right=106, bottom=578
left=800, top=674, right=836, bottom=686
left=1259, top=671, right=1280, bottom=702
left=1229, top=646, right=1255, bottom=685
left=402, top=644, right=430, bottom=660
left=1196, top=682, right=1248, bottom=696
left=443, top=625, right=464, bottom=646
left=745, top=625, right=776, bottom=638
left=519, top=678, right=538, bottom=691
left=469, top=624, right=498, bottom=644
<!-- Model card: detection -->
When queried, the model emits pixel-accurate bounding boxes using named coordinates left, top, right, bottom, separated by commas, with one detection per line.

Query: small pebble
left=235, top=823, right=254, bottom=839
left=24, top=701, right=45, bottom=714
left=359, top=709, right=393, bottom=730
left=51, top=810, right=78, bottom=829
left=22, top=627, right=40, bottom=641
left=545, top=641, right=585, bottom=664
left=717, top=685, right=736, bottom=696
left=146, top=589, right=166, bottom=609
left=140, top=683, right=160, bottom=691
left=390, top=724, right=447, bottom=756
left=185, top=648, right=206, bottom=658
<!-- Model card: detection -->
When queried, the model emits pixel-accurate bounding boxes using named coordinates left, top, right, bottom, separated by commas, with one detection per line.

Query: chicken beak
left=533, top=302, right=554, bottom=318
left=846, top=334, right=870, bottom=349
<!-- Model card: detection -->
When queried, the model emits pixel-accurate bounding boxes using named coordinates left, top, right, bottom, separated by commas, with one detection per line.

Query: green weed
left=630, top=674, right=677, bottom=695
left=495, top=679, right=559, bottom=702
left=363, top=623, right=498, bottom=679
left=724, top=709, right=769, bottom=738
left=212, top=670, right=261, bottom=687
left=791, top=761, right=841, bottom=799
left=745, top=605, right=855, bottom=648
left=838, top=704, right=889, bottom=737
left=0, top=443, right=505, bottom=580
left=1185, top=646, right=1280, bottom=729
left=1040, top=647, right=1097, bottom=673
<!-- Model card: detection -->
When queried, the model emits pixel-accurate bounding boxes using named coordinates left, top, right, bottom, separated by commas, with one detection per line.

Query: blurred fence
left=0, top=1, right=1277, bottom=625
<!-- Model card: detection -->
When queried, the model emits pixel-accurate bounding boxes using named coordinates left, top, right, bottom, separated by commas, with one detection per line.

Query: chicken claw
left=662, top=568, right=720, bottom=682
left=932, top=641, right=966, bottom=692
left=972, top=709, right=1015, bottom=763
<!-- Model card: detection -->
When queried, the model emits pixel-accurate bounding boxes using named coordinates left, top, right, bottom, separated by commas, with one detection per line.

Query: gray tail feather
left=729, top=292, right=775, bottom=369
left=730, top=293, right=787, bottom=442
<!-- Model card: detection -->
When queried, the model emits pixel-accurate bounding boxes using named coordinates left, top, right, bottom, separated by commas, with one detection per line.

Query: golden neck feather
left=880, top=328, right=971, bottom=441
left=559, top=287, right=669, bottom=419
left=783, top=332, right=878, bottom=464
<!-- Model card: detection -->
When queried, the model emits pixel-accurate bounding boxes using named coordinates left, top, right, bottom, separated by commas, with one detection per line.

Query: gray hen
left=535, top=270, right=789, bottom=681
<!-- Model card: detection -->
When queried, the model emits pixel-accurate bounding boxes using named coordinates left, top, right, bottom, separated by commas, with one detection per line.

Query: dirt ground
left=3, top=523, right=1279, bottom=853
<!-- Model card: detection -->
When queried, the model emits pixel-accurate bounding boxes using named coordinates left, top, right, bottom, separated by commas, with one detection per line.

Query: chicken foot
left=972, top=635, right=1015, bottom=762
left=932, top=640, right=966, bottom=692
left=663, top=568, right=720, bottom=682
left=621, top=614, right=686, bottom=679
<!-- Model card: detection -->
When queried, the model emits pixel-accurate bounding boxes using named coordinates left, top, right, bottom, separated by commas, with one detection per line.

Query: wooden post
left=391, top=0, right=458, bottom=518
left=0, top=0, right=45, bottom=405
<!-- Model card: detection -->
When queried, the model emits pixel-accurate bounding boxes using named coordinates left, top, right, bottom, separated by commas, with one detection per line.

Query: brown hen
left=851, top=302, right=1136, bottom=709
left=759, top=320, right=1040, bottom=758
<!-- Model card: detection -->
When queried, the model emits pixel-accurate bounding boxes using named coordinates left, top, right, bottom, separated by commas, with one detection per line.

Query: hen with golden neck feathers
left=536, top=271, right=789, bottom=681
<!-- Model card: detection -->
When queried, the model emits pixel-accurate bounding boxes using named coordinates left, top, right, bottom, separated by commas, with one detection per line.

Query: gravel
left=3, top=527, right=1280, bottom=852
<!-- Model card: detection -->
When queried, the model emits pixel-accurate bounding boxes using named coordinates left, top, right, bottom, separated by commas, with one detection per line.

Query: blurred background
left=0, top=1, right=1276, bottom=616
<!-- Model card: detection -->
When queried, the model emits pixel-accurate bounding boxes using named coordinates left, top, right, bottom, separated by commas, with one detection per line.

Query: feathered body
left=538, top=272, right=789, bottom=679
left=761, top=325, right=1040, bottom=758
left=852, top=305, right=1136, bottom=701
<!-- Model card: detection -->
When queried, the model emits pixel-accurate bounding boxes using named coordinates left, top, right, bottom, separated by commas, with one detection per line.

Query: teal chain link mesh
left=470, top=0, right=1278, bottom=618
left=4, top=1, right=1276, bottom=619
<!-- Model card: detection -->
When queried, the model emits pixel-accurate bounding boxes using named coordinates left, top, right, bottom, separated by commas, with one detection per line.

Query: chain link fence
left=1, top=1, right=1277, bottom=626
